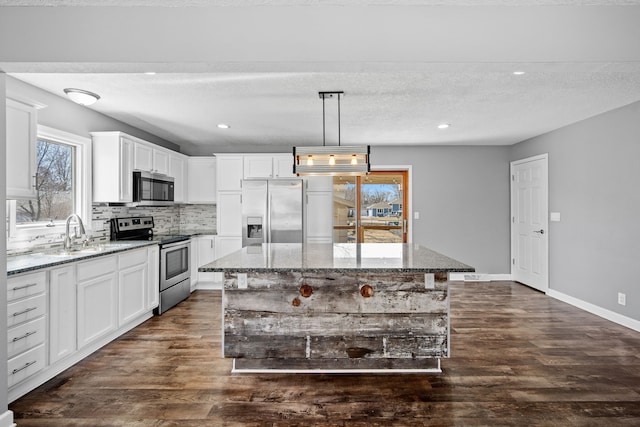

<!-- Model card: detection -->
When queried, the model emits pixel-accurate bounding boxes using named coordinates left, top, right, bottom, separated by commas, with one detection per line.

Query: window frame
left=7, top=125, right=92, bottom=240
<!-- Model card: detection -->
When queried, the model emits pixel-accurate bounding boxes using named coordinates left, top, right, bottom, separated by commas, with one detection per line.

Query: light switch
left=414, top=211, right=420, bottom=220
left=550, top=212, right=561, bottom=222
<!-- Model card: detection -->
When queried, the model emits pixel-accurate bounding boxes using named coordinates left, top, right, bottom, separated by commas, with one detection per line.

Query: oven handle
left=160, top=240, right=191, bottom=250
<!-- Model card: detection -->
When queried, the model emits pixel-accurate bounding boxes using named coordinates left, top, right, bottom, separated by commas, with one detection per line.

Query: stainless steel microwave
left=133, top=171, right=174, bottom=205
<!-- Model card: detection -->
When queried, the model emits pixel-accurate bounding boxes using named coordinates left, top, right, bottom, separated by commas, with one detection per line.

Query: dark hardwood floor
left=10, top=282, right=640, bottom=426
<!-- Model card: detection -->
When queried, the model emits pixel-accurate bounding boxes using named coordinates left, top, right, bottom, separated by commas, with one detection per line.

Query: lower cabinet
left=215, top=236, right=242, bottom=260
left=118, top=248, right=148, bottom=326
left=7, top=245, right=159, bottom=403
left=77, top=257, right=118, bottom=350
left=49, top=265, right=77, bottom=364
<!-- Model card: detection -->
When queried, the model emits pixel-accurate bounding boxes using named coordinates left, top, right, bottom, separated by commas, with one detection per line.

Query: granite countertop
left=7, top=241, right=158, bottom=276
left=179, top=229, right=217, bottom=236
left=199, top=243, right=475, bottom=273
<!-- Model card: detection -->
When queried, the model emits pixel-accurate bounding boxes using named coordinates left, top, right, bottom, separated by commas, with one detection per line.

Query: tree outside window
left=16, top=139, right=74, bottom=225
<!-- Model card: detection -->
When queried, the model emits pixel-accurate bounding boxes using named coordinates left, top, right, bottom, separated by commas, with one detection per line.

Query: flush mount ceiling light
left=63, top=88, right=100, bottom=106
left=293, top=91, right=370, bottom=176
left=217, top=123, right=230, bottom=129
left=513, top=71, right=526, bottom=75
left=437, top=123, right=451, bottom=129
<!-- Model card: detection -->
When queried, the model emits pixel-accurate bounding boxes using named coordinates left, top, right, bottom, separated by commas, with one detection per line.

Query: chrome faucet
left=64, top=214, right=89, bottom=250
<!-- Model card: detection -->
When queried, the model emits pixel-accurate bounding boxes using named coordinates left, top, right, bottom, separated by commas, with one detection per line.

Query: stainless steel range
left=110, top=216, right=191, bottom=314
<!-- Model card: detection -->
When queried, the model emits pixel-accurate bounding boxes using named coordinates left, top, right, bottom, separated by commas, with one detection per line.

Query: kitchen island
left=200, top=243, right=474, bottom=373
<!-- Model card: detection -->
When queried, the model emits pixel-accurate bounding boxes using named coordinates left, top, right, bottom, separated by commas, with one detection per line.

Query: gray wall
left=511, top=100, right=640, bottom=321
left=374, top=145, right=511, bottom=274
left=6, top=76, right=180, bottom=152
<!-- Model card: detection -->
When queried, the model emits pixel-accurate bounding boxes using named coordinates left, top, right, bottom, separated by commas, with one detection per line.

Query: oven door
left=160, top=240, right=191, bottom=291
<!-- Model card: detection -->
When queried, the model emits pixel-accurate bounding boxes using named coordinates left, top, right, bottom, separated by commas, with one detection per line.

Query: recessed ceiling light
left=437, top=123, right=450, bottom=129
left=513, top=71, right=526, bottom=75
left=63, top=88, right=100, bottom=106
left=217, top=124, right=230, bottom=129
left=144, top=72, right=156, bottom=75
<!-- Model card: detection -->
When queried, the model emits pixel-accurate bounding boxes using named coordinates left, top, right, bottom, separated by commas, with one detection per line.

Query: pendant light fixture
left=293, top=91, right=370, bottom=176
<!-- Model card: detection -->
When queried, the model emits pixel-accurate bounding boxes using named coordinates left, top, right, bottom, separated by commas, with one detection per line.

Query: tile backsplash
left=7, top=204, right=216, bottom=255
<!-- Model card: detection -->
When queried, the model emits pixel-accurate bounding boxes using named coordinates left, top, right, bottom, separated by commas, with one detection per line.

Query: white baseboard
left=0, top=410, right=15, bottom=427
left=547, top=289, right=640, bottom=333
left=448, top=273, right=512, bottom=282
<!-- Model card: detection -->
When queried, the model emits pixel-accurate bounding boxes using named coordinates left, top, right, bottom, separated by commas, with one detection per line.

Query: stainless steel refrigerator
left=241, top=179, right=303, bottom=247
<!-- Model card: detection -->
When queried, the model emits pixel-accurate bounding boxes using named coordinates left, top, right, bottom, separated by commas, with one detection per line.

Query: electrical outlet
left=425, top=273, right=435, bottom=289
left=618, top=292, right=626, bottom=306
left=237, top=273, right=248, bottom=289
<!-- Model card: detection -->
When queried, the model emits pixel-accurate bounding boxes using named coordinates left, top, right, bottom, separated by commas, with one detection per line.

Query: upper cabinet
left=92, top=131, right=184, bottom=204
left=243, top=154, right=295, bottom=179
left=216, top=155, right=243, bottom=191
left=187, top=157, right=217, bottom=203
left=169, top=153, right=188, bottom=203
left=91, top=132, right=134, bottom=203
left=6, top=98, right=40, bottom=199
left=133, top=142, right=169, bottom=175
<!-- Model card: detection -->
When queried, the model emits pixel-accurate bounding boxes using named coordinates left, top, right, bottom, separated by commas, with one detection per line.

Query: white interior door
left=511, top=154, right=549, bottom=292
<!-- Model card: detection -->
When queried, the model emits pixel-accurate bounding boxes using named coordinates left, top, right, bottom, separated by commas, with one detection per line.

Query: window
left=7, top=125, right=92, bottom=241
left=16, top=139, right=74, bottom=224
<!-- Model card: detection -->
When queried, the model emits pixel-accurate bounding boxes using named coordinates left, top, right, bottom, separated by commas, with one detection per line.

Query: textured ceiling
left=4, top=2, right=640, bottom=155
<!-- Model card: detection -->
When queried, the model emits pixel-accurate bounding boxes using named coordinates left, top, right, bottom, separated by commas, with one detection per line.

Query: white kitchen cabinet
left=8, top=246, right=159, bottom=403
left=273, top=154, right=295, bottom=178
left=169, top=153, right=188, bottom=203
left=217, top=192, right=242, bottom=236
left=147, top=245, right=160, bottom=310
left=91, top=132, right=134, bottom=203
left=152, top=149, right=169, bottom=175
left=216, top=155, right=243, bottom=191
left=243, top=155, right=274, bottom=179
left=6, top=98, right=38, bottom=199
left=77, top=256, right=118, bottom=350
left=196, top=235, right=217, bottom=284
left=133, top=142, right=153, bottom=172
left=215, top=236, right=242, bottom=259
left=306, top=190, right=333, bottom=243
left=134, top=141, right=170, bottom=175
left=305, top=176, right=333, bottom=192
left=243, top=154, right=295, bottom=179
left=118, top=248, right=148, bottom=327
left=49, top=265, right=77, bottom=364
left=6, top=271, right=47, bottom=389
left=187, top=157, right=217, bottom=203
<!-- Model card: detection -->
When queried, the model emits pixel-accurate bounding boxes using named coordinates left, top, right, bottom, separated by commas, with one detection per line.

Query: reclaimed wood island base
left=200, top=243, right=474, bottom=373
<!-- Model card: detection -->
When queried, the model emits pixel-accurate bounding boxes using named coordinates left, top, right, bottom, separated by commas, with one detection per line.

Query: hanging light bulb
left=307, top=155, right=314, bottom=166
left=351, top=154, right=358, bottom=165
left=329, top=155, right=336, bottom=166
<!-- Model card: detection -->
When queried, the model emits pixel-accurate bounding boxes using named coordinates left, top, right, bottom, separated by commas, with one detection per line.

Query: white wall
left=511, top=100, right=640, bottom=322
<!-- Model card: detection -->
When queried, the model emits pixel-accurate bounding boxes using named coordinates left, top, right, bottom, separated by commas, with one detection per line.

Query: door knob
left=533, top=229, right=545, bottom=234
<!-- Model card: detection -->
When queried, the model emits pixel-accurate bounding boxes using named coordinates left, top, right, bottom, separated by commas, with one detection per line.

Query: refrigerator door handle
left=267, top=193, right=272, bottom=244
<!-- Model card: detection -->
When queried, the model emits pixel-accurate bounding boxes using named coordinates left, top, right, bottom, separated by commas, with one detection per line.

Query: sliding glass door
left=332, top=171, right=408, bottom=243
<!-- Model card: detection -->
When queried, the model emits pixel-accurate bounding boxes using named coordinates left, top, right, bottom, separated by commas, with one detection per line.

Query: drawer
left=119, top=247, right=147, bottom=269
left=77, top=254, right=117, bottom=282
left=7, top=317, right=46, bottom=359
left=8, top=344, right=46, bottom=388
left=7, top=271, right=46, bottom=302
left=7, top=294, right=46, bottom=328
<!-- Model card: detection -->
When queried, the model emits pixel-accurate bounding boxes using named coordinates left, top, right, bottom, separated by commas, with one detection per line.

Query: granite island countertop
left=7, top=240, right=158, bottom=276
left=200, top=243, right=474, bottom=274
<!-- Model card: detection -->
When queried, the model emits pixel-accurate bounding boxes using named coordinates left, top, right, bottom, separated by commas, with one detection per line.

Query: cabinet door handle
left=12, top=361, right=36, bottom=375
left=12, top=331, right=37, bottom=342
left=12, top=283, right=38, bottom=291
left=13, top=307, right=37, bottom=317
left=32, top=175, right=37, bottom=188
